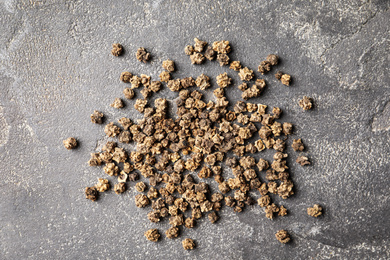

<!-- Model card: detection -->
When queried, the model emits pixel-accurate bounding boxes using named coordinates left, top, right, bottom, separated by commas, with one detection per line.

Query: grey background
left=0, top=0, right=389, bottom=259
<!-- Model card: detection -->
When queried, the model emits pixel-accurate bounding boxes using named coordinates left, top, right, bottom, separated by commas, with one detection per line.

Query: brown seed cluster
left=185, top=38, right=208, bottom=64
left=63, top=137, right=77, bottom=150
left=79, top=38, right=320, bottom=248
left=95, top=178, right=110, bottom=192
left=90, top=110, right=104, bottom=124
left=111, top=43, right=123, bottom=57
left=296, top=156, right=310, bottom=166
left=145, top=228, right=160, bottom=242
left=307, top=204, right=322, bottom=217
left=275, top=229, right=290, bottom=244
left=258, top=54, right=279, bottom=74
left=275, top=71, right=292, bottom=86
left=136, top=47, right=150, bottom=63
left=292, top=139, right=305, bottom=151
left=85, top=187, right=98, bottom=201
left=238, top=67, right=254, bottom=81
left=299, top=96, right=313, bottom=110
left=162, top=59, right=175, bottom=72
left=184, top=39, right=233, bottom=66
left=111, top=98, right=124, bottom=109
left=182, top=238, right=196, bottom=250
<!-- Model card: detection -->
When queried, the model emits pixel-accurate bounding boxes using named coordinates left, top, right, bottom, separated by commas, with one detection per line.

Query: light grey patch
left=356, top=38, right=390, bottom=89
left=6, top=18, right=30, bottom=54
left=372, top=101, right=390, bottom=132
left=320, top=8, right=389, bottom=90
left=152, top=0, right=164, bottom=9
left=3, top=0, right=16, bottom=13
left=0, top=106, right=10, bottom=147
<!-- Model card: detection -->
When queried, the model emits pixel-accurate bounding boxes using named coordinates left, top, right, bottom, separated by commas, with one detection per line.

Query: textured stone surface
left=0, top=0, right=389, bottom=259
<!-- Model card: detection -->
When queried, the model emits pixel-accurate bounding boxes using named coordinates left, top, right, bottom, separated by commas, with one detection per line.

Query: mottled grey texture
left=0, top=0, right=389, bottom=259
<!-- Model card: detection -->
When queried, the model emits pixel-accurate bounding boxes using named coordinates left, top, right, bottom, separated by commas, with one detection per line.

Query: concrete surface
left=0, top=0, right=389, bottom=259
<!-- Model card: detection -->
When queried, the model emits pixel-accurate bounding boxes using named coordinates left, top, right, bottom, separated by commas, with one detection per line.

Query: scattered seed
left=257, top=195, right=270, bottom=207
left=281, top=74, right=291, bottom=86
left=184, top=45, right=194, bottom=56
left=282, top=122, right=293, bottom=135
left=190, top=53, right=205, bottom=64
left=208, top=211, right=219, bottom=223
left=120, top=71, right=132, bottom=83
left=212, top=40, right=231, bottom=54
left=230, top=61, right=242, bottom=71
left=238, top=67, right=254, bottom=81
left=258, top=61, right=271, bottom=74
left=266, top=54, right=279, bottom=66
left=114, top=183, right=126, bottom=194
left=145, top=228, right=160, bottom=242
left=275, top=71, right=283, bottom=80
left=162, top=59, right=175, bottom=72
left=111, top=43, right=123, bottom=56
left=217, top=53, right=230, bottom=66
left=136, top=47, right=150, bottom=63
left=82, top=40, right=315, bottom=250
left=204, top=46, right=215, bottom=60
left=159, top=71, right=171, bottom=82
left=299, top=96, right=313, bottom=110
left=63, top=137, right=77, bottom=150
left=110, top=98, right=124, bottom=109
left=88, top=153, right=103, bottom=166
left=90, top=110, right=104, bottom=124
left=275, top=230, right=290, bottom=244
left=195, top=74, right=210, bottom=90
left=166, top=227, right=179, bottom=239
left=135, top=194, right=150, bottom=208
left=292, top=139, right=305, bottom=151
left=182, top=238, right=196, bottom=250
left=216, top=72, right=232, bottom=88
left=307, top=204, right=323, bottom=217
left=296, top=156, right=310, bottom=166
left=279, top=205, right=288, bottom=216
left=85, top=187, right=98, bottom=201
left=194, top=38, right=207, bottom=52
left=95, top=178, right=110, bottom=192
